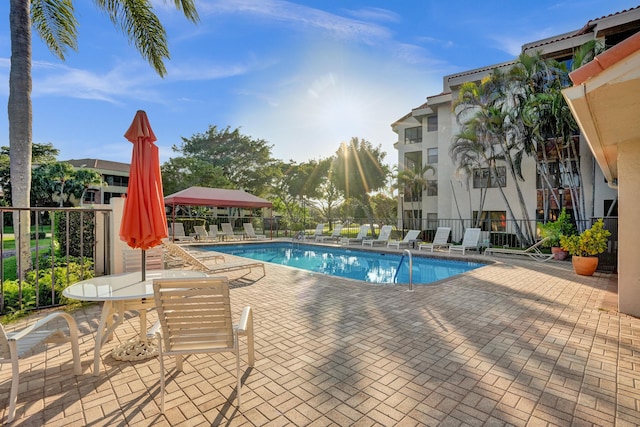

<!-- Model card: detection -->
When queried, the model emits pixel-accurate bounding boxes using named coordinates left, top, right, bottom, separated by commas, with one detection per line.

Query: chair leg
left=158, top=336, right=166, bottom=413
left=235, top=346, right=241, bottom=408
left=8, top=344, right=19, bottom=423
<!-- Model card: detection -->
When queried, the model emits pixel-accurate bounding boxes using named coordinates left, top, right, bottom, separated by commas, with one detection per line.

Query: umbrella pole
left=142, top=249, right=146, bottom=281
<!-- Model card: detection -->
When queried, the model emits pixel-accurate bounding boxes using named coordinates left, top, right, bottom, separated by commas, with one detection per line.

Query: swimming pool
left=202, top=242, right=484, bottom=285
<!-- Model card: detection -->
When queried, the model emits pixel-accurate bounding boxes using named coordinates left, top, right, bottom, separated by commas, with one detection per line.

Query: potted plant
left=539, top=208, right=576, bottom=260
left=560, top=219, right=611, bottom=276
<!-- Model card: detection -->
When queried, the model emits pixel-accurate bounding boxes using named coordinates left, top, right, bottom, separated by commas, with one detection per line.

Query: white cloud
left=200, top=0, right=392, bottom=44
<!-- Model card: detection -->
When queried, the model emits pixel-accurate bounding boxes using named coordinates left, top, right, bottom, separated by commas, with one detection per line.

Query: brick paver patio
left=1, top=252, right=638, bottom=426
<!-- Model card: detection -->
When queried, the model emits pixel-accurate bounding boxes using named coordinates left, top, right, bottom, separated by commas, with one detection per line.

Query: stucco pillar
left=110, top=197, right=127, bottom=274
left=618, top=140, right=640, bottom=317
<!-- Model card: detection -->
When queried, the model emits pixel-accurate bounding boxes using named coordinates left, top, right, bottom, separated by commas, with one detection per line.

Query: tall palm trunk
left=9, top=0, right=33, bottom=279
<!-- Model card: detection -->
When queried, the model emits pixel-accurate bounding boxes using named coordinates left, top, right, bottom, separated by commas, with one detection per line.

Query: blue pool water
left=203, top=243, right=484, bottom=285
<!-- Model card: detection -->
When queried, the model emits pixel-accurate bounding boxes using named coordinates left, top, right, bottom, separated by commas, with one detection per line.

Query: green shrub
left=2, top=257, right=94, bottom=313
left=54, top=210, right=95, bottom=257
left=560, top=219, right=610, bottom=257
left=29, top=231, right=47, bottom=240
left=539, top=208, right=577, bottom=247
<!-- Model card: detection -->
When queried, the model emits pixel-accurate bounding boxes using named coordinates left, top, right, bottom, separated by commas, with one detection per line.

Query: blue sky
left=0, top=1, right=637, bottom=167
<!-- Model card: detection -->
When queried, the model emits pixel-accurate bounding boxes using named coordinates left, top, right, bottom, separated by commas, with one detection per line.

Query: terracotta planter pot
left=551, top=247, right=569, bottom=261
left=572, top=256, right=599, bottom=276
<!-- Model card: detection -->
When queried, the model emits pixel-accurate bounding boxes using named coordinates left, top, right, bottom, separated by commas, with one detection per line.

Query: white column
left=618, top=140, right=640, bottom=317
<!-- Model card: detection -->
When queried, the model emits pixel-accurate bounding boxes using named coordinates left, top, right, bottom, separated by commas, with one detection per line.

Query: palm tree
left=397, top=164, right=435, bottom=229
left=452, top=73, right=536, bottom=244
left=8, top=0, right=198, bottom=278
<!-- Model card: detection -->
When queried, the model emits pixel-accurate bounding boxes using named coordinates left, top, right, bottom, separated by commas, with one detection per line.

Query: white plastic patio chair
left=316, top=224, right=343, bottom=242
left=1, top=312, right=82, bottom=422
left=387, top=229, right=421, bottom=249
left=341, top=225, right=370, bottom=245
left=362, top=225, right=393, bottom=247
left=193, top=225, right=218, bottom=242
left=149, top=277, right=255, bottom=413
left=170, top=223, right=194, bottom=242
left=243, top=223, right=266, bottom=240
left=418, top=227, right=452, bottom=252
left=221, top=222, right=242, bottom=241
left=449, top=228, right=482, bottom=255
left=303, top=224, right=324, bottom=241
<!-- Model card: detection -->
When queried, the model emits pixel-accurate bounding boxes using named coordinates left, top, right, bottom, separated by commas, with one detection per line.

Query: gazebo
left=163, top=186, right=273, bottom=237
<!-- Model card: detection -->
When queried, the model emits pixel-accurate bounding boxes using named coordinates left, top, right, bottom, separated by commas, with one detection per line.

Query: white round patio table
left=63, top=270, right=205, bottom=376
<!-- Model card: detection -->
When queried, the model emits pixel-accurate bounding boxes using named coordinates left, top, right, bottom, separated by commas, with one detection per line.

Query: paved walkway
left=0, top=254, right=637, bottom=426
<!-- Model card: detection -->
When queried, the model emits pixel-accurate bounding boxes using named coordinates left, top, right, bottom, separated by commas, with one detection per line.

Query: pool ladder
left=396, top=249, right=414, bottom=291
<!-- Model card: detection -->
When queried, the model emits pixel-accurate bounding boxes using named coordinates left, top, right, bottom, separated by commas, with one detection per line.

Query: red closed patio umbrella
left=119, top=110, right=168, bottom=280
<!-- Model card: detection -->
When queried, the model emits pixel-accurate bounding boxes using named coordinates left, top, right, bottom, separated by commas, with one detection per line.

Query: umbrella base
left=112, top=337, right=158, bottom=361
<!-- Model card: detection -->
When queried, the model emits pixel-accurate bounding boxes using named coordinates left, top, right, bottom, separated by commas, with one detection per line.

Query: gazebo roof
left=164, top=186, right=272, bottom=208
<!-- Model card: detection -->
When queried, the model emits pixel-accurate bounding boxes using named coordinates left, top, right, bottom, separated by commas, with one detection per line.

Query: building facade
left=392, top=7, right=639, bottom=245
left=65, top=158, right=130, bottom=205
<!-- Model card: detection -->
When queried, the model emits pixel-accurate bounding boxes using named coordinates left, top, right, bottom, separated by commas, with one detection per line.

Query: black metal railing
left=1, top=207, right=111, bottom=314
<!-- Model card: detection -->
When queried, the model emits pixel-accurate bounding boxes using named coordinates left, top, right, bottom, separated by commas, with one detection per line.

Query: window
left=427, top=148, right=438, bottom=164
left=604, top=199, right=618, bottom=217
left=426, top=213, right=438, bottom=230
left=404, top=126, right=422, bottom=144
left=473, top=167, right=506, bottom=188
left=83, top=191, right=96, bottom=203
left=427, top=115, right=438, bottom=132
left=536, top=161, right=580, bottom=188
left=105, top=175, right=129, bottom=187
left=427, top=180, right=438, bottom=196
left=473, top=211, right=507, bottom=232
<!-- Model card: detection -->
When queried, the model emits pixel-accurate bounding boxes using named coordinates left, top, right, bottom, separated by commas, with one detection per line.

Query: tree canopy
left=170, top=125, right=280, bottom=196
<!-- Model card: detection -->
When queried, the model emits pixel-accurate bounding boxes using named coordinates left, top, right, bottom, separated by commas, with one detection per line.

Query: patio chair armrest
left=235, top=306, right=255, bottom=367
left=236, top=306, right=253, bottom=335
left=9, top=311, right=77, bottom=342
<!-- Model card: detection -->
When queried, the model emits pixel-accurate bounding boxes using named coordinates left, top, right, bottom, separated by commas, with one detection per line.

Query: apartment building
left=392, top=6, right=639, bottom=243
left=65, top=158, right=130, bottom=205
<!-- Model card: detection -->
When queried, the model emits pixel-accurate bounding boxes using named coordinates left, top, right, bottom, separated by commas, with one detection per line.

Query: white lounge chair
left=169, top=223, right=194, bottom=242
left=243, top=222, right=266, bottom=240
left=387, top=229, right=421, bottom=249
left=161, top=241, right=264, bottom=278
left=221, top=222, right=242, bottom=241
left=484, top=237, right=553, bottom=262
left=449, top=228, right=482, bottom=255
left=341, top=225, right=370, bottom=245
left=304, top=223, right=324, bottom=241
left=363, top=225, right=393, bottom=247
left=193, top=225, right=218, bottom=242
left=316, top=224, right=344, bottom=242
left=149, top=277, right=254, bottom=413
left=1, top=312, right=82, bottom=422
left=418, top=227, right=451, bottom=252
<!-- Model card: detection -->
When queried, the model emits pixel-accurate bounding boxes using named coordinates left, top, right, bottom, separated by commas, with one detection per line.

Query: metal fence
left=1, top=207, right=112, bottom=313
left=2, top=209, right=616, bottom=313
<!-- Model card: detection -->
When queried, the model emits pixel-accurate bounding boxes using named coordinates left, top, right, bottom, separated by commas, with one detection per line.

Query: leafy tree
left=172, top=125, right=280, bottom=196
left=333, top=138, right=390, bottom=236
left=67, top=168, right=106, bottom=205
left=8, top=0, right=198, bottom=279
left=311, top=158, right=344, bottom=229
left=0, top=142, right=59, bottom=205
left=369, top=193, right=396, bottom=229
left=161, top=157, right=232, bottom=196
